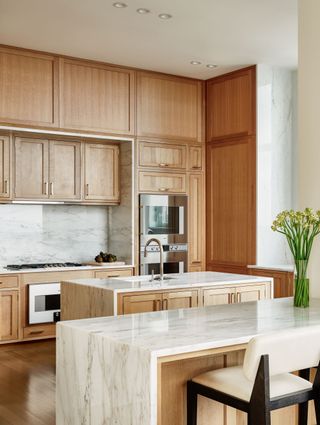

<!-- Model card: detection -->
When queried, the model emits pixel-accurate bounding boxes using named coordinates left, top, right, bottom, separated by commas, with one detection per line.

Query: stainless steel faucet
left=144, top=238, right=164, bottom=281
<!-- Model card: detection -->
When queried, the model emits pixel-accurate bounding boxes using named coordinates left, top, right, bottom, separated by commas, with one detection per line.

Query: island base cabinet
left=162, top=290, right=198, bottom=310
left=0, top=290, right=18, bottom=341
left=121, top=293, right=162, bottom=314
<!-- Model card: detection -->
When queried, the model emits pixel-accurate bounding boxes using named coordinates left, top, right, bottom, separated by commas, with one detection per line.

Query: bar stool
left=187, top=326, right=320, bottom=425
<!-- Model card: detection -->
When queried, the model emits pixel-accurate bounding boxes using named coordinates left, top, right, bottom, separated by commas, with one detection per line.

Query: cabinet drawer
left=139, top=171, right=186, bottom=193
left=139, top=141, right=187, bottom=169
left=95, top=268, right=133, bottom=279
left=0, top=275, right=19, bottom=289
left=23, top=324, right=56, bottom=339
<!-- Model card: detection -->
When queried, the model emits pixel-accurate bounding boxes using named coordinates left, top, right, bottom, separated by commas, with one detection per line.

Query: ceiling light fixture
left=158, top=13, right=172, bottom=20
left=207, top=64, right=218, bottom=68
left=190, top=61, right=201, bottom=65
left=137, top=8, right=150, bottom=14
left=113, top=2, right=128, bottom=8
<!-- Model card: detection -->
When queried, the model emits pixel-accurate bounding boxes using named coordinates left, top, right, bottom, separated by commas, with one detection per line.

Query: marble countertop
left=62, top=271, right=273, bottom=293
left=0, top=264, right=134, bottom=275
left=247, top=264, right=295, bottom=272
left=58, top=297, right=318, bottom=358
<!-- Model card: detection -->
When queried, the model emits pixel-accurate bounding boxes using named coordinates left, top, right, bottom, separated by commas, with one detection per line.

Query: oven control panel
left=142, top=244, right=188, bottom=252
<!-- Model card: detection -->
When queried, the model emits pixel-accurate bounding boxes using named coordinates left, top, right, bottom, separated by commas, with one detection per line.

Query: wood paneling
left=0, top=47, right=58, bottom=126
left=188, top=146, right=203, bottom=171
left=139, top=171, right=186, bottom=193
left=0, top=135, right=10, bottom=198
left=60, top=58, right=135, bottom=134
left=0, top=290, right=18, bottom=341
left=248, top=267, right=294, bottom=298
left=49, top=140, right=81, bottom=200
left=162, top=290, right=198, bottom=310
left=139, top=141, right=187, bottom=169
left=189, top=173, right=205, bottom=268
left=0, top=275, right=19, bottom=289
left=84, top=143, right=120, bottom=203
left=206, top=137, right=256, bottom=272
left=14, top=137, right=49, bottom=199
left=206, top=66, right=256, bottom=141
left=137, top=72, right=203, bottom=142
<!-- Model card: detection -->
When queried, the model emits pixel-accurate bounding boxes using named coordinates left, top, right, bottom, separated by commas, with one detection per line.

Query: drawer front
left=139, top=171, right=187, bottom=193
left=23, top=324, right=56, bottom=339
left=94, top=268, right=133, bottom=279
left=139, top=142, right=187, bottom=169
left=0, top=275, right=19, bottom=289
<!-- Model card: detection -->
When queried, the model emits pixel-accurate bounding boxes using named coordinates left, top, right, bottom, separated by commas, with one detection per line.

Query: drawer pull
left=192, top=261, right=201, bottom=264
left=86, top=184, right=89, bottom=196
left=191, top=166, right=201, bottom=169
left=29, top=330, right=44, bottom=335
left=4, top=180, right=8, bottom=194
left=159, top=188, right=169, bottom=192
left=108, top=275, right=120, bottom=278
left=49, top=182, right=54, bottom=196
left=159, top=163, right=169, bottom=167
left=43, top=182, right=48, bottom=195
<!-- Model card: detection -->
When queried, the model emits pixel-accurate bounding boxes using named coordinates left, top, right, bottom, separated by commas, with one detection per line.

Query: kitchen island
left=56, top=298, right=319, bottom=425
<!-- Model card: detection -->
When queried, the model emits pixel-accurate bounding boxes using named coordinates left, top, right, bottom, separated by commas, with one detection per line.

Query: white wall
left=298, top=0, right=320, bottom=297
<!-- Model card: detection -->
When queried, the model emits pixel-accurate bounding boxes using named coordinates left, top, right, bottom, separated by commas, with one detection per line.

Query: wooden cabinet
left=248, top=267, right=294, bottom=298
left=84, top=143, right=120, bottom=203
left=235, top=284, right=267, bottom=303
left=0, top=47, right=58, bottom=127
left=206, top=66, right=255, bottom=141
left=0, top=275, right=19, bottom=289
left=188, top=146, right=203, bottom=171
left=139, top=141, right=187, bottom=170
left=49, top=140, right=81, bottom=200
left=137, top=72, right=203, bottom=142
left=94, top=268, right=133, bottom=279
left=0, top=135, right=10, bottom=199
left=203, top=287, right=233, bottom=306
left=162, top=290, right=198, bottom=310
left=14, top=137, right=49, bottom=199
left=189, top=173, right=205, bottom=269
left=60, top=58, right=135, bottom=135
left=0, top=290, right=18, bottom=341
left=139, top=171, right=186, bottom=194
left=122, top=293, right=162, bottom=314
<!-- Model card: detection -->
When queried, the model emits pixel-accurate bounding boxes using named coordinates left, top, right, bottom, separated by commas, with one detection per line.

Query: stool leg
left=298, top=401, right=309, bottom=425
left=315, top=398, right=320, bottom=425
left=247, top=410, right=271, bottom=425
left=187, top=381, right=198, bottom=425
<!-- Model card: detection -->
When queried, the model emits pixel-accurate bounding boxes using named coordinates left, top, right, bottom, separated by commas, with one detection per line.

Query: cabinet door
left=84, top=144, right=119, bottom=203
left=121, top=293, right=162, bottom=315
left=203, top=287, right=234, bottom=306
left=139, top=141, right=187, bottom=170
left=162, top=290, right=198, bottom=310
left=14, top=137, right=49, bottom=199
left=137, top=72, right=203, bottom=142
left=0, top=291, right=18, bottom=341
left=0, top=47, right=58, bottom=126
left=60, top=59, right=135, bottom=134
left=189, top=173, right=205, bottom=268
left=188, top=146, right=203, bottom=171
left=49, top=140, right=81, bottom=200
left=0, top=135, right=10, bottom=198
left=236, top=284, right=266, bottom=303
left=139, top=171, right=186, bottom=194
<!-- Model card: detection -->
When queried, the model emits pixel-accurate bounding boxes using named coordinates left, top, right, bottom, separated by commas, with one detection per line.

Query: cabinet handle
left=159, top=188, right=169, bottom=192
left=107, top=275, right=120, bottom=278
left=43, top=182, right=48, bottom=195
left=230, top=293, right=235, bottom=303
left=191, top=166, right=201, bottom=170
left=49, top=182, right=54, bottom=196
left=159, top=163, right=169, bottom=167
left=4, top=180, right=8, bottom=194
left=163, top=298, right=168, bottom=310
left=237, top=292, right=241, bottom=303
left=86, top=184, right=89, bottom=196
left=192, top=261, right=201, bottom=264
left=29, top=330, right=44, bottom=335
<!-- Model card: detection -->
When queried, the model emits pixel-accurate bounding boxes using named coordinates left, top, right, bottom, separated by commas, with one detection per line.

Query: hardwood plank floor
left=0, top=340, right=55, bottom=425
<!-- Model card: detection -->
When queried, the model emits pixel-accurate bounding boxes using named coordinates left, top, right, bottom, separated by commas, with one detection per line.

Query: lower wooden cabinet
left=162, top=290, right=198, bottom=310
left=0, top=290, right=18, bottom=341
left=203, top=287, right=233, bottom=306
left=122, top=293, right=162, bottom=314
left=202, top=283, right=271, bottom=307
left=247, top=267, right=294, bottom=298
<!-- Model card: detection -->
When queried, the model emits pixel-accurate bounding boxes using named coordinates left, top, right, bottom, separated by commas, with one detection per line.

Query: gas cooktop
left=5, top=262, right=83, bottom=270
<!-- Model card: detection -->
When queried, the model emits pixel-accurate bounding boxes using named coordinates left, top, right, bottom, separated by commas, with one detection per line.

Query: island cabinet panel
left=189, top=173, right=205, bottom=269
left=188, top=145, right=203, bottom=171
left=206, top=137, right=256, bottom=273
left=14, top=137, right=49, bottom=199
left=60, top=59, right=135, bottom=134
left=206, top=66, right=255, bottom=141
left=203, top=287, right=233, bottom=306
left=121, top=293, right=162, bottom=315
left=0, top=135, right=10, bottom=199
left=137, top=72, right=203, bottom=142
left=49, top=140, right=81, bottom=200
left=162, top=290, right=198, bottom=310
left=0, top=290, right=18, bottom=341
left=0, top=47, right=58, bottom=127
left=139, top=171, right=186, bottom=194
left=235, top=284, right=267, bottom=303
left=84, top=143, right=120, bottom=203
left=138, top=141, right=187, bottom=170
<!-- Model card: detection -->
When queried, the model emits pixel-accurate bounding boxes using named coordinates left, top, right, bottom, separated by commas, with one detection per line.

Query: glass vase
left=294, top=278, right=309, bottom=308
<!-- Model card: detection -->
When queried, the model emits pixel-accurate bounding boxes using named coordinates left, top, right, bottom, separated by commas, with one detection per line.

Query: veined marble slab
left=56, top=298, right=320, bottom=425
left=247, top=264, right=295, bottom=272
left=0, top=264, right=133, bottom=275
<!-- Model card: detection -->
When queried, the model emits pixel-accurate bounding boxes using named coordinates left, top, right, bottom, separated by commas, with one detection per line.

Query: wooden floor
left=0, top=340, right=55, bottom=425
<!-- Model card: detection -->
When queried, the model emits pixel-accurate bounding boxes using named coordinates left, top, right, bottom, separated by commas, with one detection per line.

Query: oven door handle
left=140, top=205, right=145, bottom=235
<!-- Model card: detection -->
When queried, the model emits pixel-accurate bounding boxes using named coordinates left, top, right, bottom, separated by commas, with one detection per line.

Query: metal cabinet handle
left=4, top=180, right=8, bottom=194
left=159, top=163, right=169, bottom=167
left=192, top=261, right=201, bottom=264
left=86, top=184, right=89, bottom=196
left=49, top=182, right=54, bottom=196
left=159, top=188, right=169, bottom=192
left=163, top=298, right=168, bottom=310
left=237, top=292, right=241, bottom=303
left=29, top=330, right=44, bottom=335
left=191, top=166, right=201, bottom=170
left=43, top=182, right=48, bottom=195
left=108, top=275, right=120, bottom=278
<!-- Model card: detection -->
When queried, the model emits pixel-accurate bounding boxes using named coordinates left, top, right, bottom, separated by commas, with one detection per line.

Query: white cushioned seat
left=192, top=365, right=312, bottom=402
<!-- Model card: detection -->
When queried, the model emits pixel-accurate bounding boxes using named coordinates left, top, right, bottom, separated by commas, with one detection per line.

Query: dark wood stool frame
left=187, top=355, right=320, bottom=425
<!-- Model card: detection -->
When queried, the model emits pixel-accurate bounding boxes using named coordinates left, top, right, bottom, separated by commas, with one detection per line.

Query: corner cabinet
left=0, top=135, right=10, bottom=199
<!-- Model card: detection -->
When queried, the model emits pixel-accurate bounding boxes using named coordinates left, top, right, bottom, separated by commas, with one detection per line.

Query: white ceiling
left=0, top=0, right=297, bottom=80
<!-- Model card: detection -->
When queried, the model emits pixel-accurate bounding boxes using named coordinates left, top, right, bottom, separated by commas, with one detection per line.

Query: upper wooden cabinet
left=0, top=135, right=10, bottom=199
left=137, top=72, right=203, bottom=142
left=206, top=66, right=256, bottom=141
left=0, top=47, right=58, bottom=127
left=188, top=146, right=203, bottom=171
left=84, top=143, right=120, bottom=203
left=139, top=171, right=186, bottom=194
left=139, top=141, right=187, bottom=170
left=189, top=173, right=205, bottom=269
left=60, top=59, right=135, bottom=135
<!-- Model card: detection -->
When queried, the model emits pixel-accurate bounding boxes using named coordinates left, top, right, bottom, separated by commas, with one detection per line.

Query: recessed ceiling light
left=190, top=61, right=201, bottom=65
left=137, top=8, right=150, bottom=14
left=207, top=64, right=218, bottom=68
left=113, top=2, right=127, bottom=8
left=158, top=13, right=172, bottom=20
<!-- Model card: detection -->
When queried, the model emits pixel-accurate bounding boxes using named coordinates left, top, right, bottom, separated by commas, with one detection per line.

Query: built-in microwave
left=29, top=283, right=61, bottom=324
left=139, top=194, right=188, bottom=245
